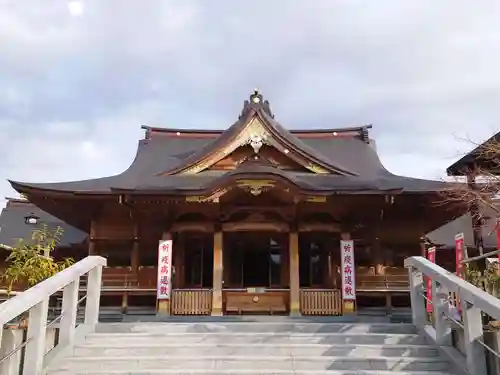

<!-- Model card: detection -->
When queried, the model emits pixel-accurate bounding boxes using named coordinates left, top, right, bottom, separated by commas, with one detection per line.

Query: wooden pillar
left=157, top=232, right=172, bottom=315
left=131, top=223, right=139, bottom=278
left=131, top=242, right=139, bottom=278
left=211, top=231, right=223, bottom=316
left=88, top=219, right=97, bottom=255
left=173, top=235, right=183, bottom=289
left=374, top=237, right=384, bottom=275
left=121, top=293, right=128, bottom=314
left=330, top=246, right=337, bottom=289
left=420, top=236, right=426, bottom=257
left=289, top=231, right=300, bottom=316
left=321, top=236, right=331, bottom=287
left=341, top=231, right=356, bottom=314
left=223, top=236, right=231, bottom=288
left=281, top=238, right=290, bottom=287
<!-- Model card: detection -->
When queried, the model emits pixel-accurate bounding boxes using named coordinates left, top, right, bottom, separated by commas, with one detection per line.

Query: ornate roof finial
left=239, top=89, right=274, bottom=119
left=250, top=89, right=263, bottom=104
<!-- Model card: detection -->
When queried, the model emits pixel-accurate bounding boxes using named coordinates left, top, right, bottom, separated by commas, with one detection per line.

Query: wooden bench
left=102, top=267, right=137, bottom=289
left=356, top=274, right=409, bottom=292
left=356, top=272, right=409, bottom=309
left=225, top=291, right=288, bottom=315
left=138, top=266, right=157, bottom=288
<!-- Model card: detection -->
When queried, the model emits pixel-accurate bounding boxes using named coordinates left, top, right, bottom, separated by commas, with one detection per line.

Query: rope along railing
left=405, top=256, right=500, bottom=375
left=0, top=256, right=106, bottom=375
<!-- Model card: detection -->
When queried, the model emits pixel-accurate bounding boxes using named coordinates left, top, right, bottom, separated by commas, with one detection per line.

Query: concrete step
left=73, top=343, right=440, bottom=358
left=94, top=322, right=418, bottom=334
left=84, top=332, right=427, bottom=346
left=49, top=371, right=457, bottom=375
left=50, top=355, right=453, bottom=372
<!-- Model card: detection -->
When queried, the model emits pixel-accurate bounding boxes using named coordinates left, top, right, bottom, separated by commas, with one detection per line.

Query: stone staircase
left=48, top=320, right=459, bottom=375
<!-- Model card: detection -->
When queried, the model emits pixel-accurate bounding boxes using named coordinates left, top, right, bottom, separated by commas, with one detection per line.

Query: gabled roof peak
left=239, top=89, right=274, bottom=119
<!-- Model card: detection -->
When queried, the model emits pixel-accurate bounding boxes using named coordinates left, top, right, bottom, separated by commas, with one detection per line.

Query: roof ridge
left=141, top=124, right=371, bottom=135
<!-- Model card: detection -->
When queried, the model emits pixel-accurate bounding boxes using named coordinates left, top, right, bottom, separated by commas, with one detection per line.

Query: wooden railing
left=171, top=289, right=212, bottom=315
left=300, top=289, right=342, bottom=316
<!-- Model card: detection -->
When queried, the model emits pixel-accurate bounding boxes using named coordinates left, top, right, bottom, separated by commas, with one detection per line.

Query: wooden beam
left=298, top=222, right=340, bottom=232
left=222, top=222, right=289, bottom=232
left=461, top=249, right=500, bottom=264
left=171, top=222, right=214, bottom=233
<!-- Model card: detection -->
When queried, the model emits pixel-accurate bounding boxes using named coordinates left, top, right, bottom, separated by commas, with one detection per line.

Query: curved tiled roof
left=9, top=91, right=454, bottom=196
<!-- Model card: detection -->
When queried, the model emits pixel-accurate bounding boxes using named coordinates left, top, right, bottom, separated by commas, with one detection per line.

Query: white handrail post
left=22, top=298, right=49, bottom=375
left=432, top=280, right=452, bottom=346
left=0, top=329, right=23, bottom=375
left=59, top=279, right=80, bottom=347
left=462, top=300, right=488, bottom=375
left=85, top=265, right=103, bottom=326
left=408, top=266, right=426, bottom=328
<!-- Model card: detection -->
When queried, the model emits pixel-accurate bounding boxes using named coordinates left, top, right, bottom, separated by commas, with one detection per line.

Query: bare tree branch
left=437, top=134, right=500, bottom=222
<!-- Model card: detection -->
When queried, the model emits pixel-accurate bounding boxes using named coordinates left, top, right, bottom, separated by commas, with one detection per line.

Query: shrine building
left=2, top=90, right=462, bottom=316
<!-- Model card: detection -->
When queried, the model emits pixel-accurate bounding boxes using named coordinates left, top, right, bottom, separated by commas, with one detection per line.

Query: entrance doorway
left=223, top=232, right=289, bottom=315
left=224, top=232, right=286, bottom=288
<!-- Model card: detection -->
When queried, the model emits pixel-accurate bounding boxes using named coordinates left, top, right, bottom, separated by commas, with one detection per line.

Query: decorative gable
left=181, top=116, right=330, bottom=174
left=208, top=143, right=310, bottom=171
left=160, top=90, right=357, bottom=177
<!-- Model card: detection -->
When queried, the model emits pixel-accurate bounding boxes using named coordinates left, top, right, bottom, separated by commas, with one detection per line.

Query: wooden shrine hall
left=6, top=90, right=462, bottom=316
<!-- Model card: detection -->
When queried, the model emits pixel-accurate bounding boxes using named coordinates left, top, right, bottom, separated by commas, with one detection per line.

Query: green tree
left=2, top=224, right=74, bottom=297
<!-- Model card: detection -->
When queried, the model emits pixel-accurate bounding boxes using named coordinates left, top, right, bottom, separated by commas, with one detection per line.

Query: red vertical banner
left=340, top=240, right=356, bottom=313
left=496, top=219, right=500, bottom=261
left=157, top=240, right=173, bottom=300
left=455, top=233, right=465, bottom=313
left=426, top=246, right=436, bottom=312
left=455, top=233, right=465, bottom=279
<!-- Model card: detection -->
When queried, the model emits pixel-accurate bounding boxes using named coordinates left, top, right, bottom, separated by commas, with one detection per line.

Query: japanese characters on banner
left=455, top=233, right=465, bottom=279
left=340, top=240, right=356, bottom=300
left=157, top=240, right=173, bottom=300
left=426, top=247, right=436, bottom=313
left=455, top=233, right=465, bottom=313
left=496, top=219, right=500, bottom=261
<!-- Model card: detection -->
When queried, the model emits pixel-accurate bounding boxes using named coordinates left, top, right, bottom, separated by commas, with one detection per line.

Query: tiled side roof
left=0, top=199, right=87, bottom=248
left=446, top=131, right=500, bottom=176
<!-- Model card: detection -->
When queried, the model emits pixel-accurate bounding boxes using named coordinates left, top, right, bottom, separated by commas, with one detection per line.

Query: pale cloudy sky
left=1, top=1, right=500, bottom=207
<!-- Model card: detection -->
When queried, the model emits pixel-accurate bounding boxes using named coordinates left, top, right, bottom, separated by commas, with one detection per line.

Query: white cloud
left=0, top=0, right=500, bottom=209
left=67, top=1, right=84, bottom=17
